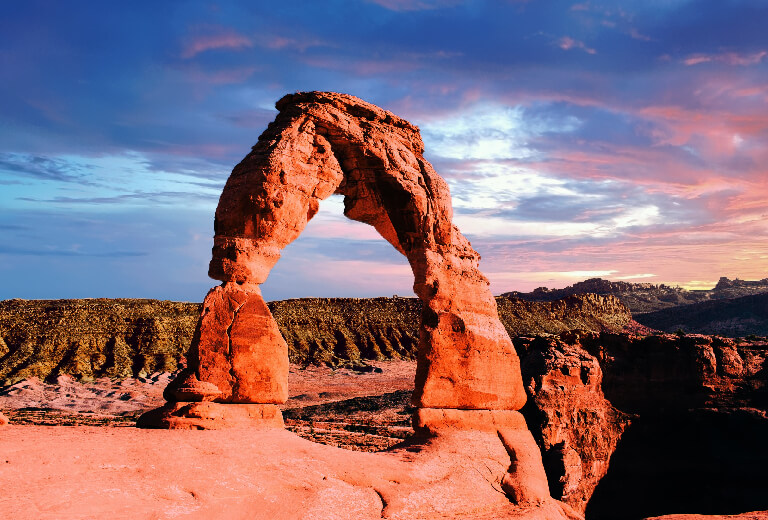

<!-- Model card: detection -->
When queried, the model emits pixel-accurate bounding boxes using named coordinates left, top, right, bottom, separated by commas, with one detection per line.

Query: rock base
left=413, top=408, right=528, bottom=435
left=137, top=402, right=284, bottom=430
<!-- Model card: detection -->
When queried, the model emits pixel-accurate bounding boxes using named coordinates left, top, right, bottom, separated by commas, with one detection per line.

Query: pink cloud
left=181, top=29, right=253, bottom=59
left=299, top=50, right=460, bottom=77
left=570, top=2, right=590, bottom=12
left=683, top=50, right=767, bottom=66
left=558, top=36, right=596, bottom=55
left=629, top=28, right=652, bottom=41
left=365, top=0, right=462, bottom=11
left=638, top=104, right=768, bottom=160
left=482, top=220, right=768, bottom=293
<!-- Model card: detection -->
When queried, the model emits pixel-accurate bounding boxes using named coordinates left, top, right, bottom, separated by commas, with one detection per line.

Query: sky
left=1, top=0, right=767, bottom=301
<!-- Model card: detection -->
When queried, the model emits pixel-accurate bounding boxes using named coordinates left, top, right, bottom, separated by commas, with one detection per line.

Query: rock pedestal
left=138, top=283, right=288, bottom=429
left=140, top=91, right=526, bottom=430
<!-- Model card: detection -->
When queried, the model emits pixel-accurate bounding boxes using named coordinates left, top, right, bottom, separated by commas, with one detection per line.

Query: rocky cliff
left=0, top=294, right=631, bottom=384
left=514, top=334, right=631, bottom=514
left=504, top=276, right=768, bottom=314
left=522, top=331, right=768, bottom=520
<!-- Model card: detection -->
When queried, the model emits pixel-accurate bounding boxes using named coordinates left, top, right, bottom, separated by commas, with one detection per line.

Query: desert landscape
left=2, top=92, right=767, bottom=520
left=3, top=3, right=768, bottom=518
left=1, top=292, right=767, bottom=518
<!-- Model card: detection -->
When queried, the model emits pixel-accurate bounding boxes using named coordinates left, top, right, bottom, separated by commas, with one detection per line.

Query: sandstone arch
left=143, top=92, right=526, bottom=429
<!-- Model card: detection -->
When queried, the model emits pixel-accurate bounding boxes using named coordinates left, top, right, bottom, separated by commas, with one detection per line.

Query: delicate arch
left=144, top=92, right=526, bottom=430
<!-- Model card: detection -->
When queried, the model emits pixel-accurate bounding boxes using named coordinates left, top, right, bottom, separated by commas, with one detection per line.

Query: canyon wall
left=516, top=331, right=768, bottom=520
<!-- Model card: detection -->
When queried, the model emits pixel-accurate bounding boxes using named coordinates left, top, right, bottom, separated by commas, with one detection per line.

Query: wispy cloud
left=0, top=244, right=146, bottom=257
left=180, top=64, right=258, bottom=85
left=261, top=35, right=329, bottom=52
left=557, top=36, right=596, bottom=54
left=0, top=153, right=96, bottom=185
left=570, top=2, right=590, bottom=12
left=181, top=28, right=253, bottom=59
left=628, top=27, right=652, bottom=41
left=18, top=190, right=218, bottom=206
left=682, top=50, right=767, bottom=66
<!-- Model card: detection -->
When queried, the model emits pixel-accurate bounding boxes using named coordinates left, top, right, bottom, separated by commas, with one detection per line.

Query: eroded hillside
left=0, top=294, right=631, bottom=384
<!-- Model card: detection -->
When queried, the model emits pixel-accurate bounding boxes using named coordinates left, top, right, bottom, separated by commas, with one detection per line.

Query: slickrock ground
left=0, top=425, right=583, bottom=520
left=1, top=361, right=417, bottom=449
left=2, top=333, right=767, bottom=519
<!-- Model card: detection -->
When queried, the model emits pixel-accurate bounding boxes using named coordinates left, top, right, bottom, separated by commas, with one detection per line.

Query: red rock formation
left=515, top=334, right=631, bottom=514
left=141, top=91, right=526, bottom=429
left=565, top=332, right=768, bottom=520
left=0, top=411, right=8, bottom=426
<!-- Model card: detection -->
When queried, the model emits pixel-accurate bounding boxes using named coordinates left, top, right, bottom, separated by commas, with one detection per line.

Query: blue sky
left=1, top=0, right=767, bottom=301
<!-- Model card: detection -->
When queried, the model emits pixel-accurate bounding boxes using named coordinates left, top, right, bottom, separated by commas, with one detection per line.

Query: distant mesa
left=502, top=276, right=768, bottom=337
left=503, top=276, right=768, bottom=315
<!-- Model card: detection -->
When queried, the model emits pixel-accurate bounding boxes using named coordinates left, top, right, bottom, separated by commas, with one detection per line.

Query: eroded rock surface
left=564, top=332, right=768, bottom=520
left=0, top=298, right=197, bottom=386
left=0, top=426, right=582, bottom=520
left=515, top=334, right=631, bottom=514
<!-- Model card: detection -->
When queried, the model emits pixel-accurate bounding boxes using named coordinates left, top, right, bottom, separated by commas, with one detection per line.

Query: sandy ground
left=0, top=361, right=418, bottom=449
left=0, top=361, right=416, bottom=414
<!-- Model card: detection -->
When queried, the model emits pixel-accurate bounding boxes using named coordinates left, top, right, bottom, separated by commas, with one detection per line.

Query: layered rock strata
left=143, top=91, right=526, bottom=428
left=0, top=298, right=198, bottom=386
left=0, top=294, right=630, bottom=384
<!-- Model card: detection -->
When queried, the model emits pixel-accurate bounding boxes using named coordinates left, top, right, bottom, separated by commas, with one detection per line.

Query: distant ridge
left=502, top=276, right=768, bottom=314
left=634, top=291, right=768, bottom=337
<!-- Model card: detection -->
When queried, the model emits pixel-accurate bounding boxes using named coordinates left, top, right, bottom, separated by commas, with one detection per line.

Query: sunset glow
left=1, top=1, right=766, bottom=300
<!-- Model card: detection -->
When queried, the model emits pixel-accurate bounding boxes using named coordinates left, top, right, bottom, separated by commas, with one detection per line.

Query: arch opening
left=260, top=193, right=414, bottom=301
